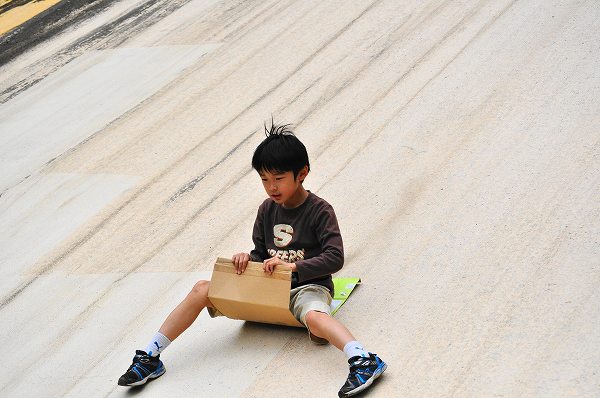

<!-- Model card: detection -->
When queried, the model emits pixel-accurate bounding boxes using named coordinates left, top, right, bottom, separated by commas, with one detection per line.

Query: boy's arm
left=294, top=203, right=344, bottom=281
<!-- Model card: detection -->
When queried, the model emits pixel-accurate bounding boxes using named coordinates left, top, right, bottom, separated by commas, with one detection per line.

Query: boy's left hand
left=263, top=256, right=296, bottom=274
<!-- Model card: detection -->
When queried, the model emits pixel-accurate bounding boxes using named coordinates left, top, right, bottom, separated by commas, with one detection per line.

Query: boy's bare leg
left=304, top=310, right=354, bottom=350
left=306, top=311, right=387, bottom=397
left=158, top=280, right=212, bottom=341
left=118, top=280, right=212, bottom=387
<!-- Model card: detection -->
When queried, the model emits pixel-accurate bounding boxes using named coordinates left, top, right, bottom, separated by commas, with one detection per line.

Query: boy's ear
left=297, top=165, right=309, bottom=182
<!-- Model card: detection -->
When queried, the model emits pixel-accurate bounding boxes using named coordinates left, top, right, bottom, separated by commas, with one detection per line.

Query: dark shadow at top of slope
left=0, top=0, right=120, bottom=67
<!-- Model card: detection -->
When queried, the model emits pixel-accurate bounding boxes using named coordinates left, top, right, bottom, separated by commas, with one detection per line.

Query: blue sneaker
left=338, top=353, right=387, bottom=397
left=118, top=350, right=166, bottom=386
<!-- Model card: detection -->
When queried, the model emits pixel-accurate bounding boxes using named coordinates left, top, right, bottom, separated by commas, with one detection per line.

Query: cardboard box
left=208, top=257, right=362, bottom=328
left=208, top=257, right=304, bottom=327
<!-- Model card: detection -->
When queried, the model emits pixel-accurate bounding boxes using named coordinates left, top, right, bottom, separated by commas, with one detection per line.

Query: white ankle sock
left=343, top=341, right=369, bottom=359
left=145, top=332, right=171, bottom=357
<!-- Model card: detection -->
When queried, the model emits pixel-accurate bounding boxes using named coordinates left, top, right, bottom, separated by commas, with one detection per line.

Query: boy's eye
left=275, top=177, right=284, bottom=180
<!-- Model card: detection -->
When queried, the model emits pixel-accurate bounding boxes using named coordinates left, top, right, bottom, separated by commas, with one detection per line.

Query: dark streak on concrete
left=145, top=0, right=386, bottom=204
left=0, top=0, right=195, bottom=103
left=287, top=0, right=455, bottom=130
left=325, top=0, right=522, bottom=243
left=0, top=0, right=31, bottom=15
left=0, top=0, right=120, bottom=67
left=305, top=0, right=482, bottom=160
left=219, top=0, right=297, bottom=43
left=169, top=134, right=255, bottom=202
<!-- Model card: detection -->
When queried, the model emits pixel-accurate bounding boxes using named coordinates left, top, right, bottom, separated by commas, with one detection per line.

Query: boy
left=118, top=123, right=387, bottom=397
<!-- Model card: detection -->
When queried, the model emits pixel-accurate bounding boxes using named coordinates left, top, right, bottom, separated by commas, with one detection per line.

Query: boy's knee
left=305, top=310, right=327, bottom=328
left=190, top=280, right=210, bottom=302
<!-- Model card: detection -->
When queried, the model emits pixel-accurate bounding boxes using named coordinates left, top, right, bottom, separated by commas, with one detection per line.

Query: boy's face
left=259, top=166, right=308, bottom=208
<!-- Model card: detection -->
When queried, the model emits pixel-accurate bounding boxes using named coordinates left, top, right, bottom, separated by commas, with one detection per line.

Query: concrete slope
left=1, top=0, right=598, bottom=397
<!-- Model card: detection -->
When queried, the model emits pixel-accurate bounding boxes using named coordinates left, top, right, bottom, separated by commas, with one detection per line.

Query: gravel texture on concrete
left=1, top=0, right=599, bottom=397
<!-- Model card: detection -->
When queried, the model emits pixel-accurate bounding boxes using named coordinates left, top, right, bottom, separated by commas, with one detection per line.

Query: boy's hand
left=263, top=256, right=296, bottom=274
left=232, top=253, right=250, bottom=275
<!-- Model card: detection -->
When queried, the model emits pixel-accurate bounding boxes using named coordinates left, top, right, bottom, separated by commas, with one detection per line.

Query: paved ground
left=1, top=0, right=599, bottom=397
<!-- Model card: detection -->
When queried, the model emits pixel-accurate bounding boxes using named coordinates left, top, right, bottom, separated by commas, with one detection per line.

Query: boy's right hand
left=232, top=253, right=250, bottom=275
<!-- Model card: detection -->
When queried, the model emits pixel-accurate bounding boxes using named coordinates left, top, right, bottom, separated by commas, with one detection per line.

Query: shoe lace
left=127, top=354, right=149, bottom=372
left=349, top=356, right=377, bottom=376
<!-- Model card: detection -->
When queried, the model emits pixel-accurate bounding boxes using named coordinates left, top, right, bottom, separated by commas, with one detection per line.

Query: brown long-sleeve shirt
left=249, top=192, right=344, bottom=294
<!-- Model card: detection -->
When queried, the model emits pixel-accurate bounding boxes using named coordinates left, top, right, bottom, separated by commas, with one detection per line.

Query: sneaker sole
left=119, top=365, right=166, bottom=387
left=341, top=362, right=387, bottom=397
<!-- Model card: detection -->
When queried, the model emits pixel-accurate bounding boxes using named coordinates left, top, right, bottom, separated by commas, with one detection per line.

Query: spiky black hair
left=251, top=120, right=310, bottom=180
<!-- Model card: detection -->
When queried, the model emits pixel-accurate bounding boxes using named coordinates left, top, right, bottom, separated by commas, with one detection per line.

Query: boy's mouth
left=271, top=194, right=282, bottom=200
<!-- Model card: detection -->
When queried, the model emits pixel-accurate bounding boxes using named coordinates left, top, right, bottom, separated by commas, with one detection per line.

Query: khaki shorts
left=208, top=284, right=332, bottom=344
